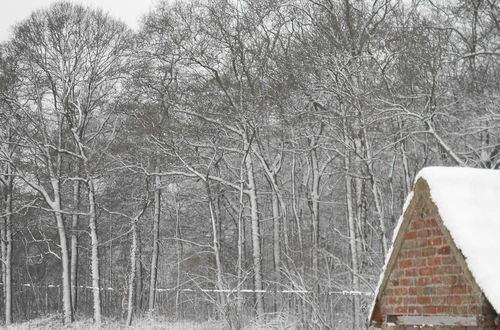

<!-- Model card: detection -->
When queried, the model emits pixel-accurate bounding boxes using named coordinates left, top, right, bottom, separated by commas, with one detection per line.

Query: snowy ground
left=5, top=315, right=298, bottom=329
left=6, top=316, right=225, bottom=330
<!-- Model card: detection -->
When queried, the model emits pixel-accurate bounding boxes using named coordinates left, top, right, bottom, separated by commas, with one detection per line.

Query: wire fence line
left=0, top=283, right=372, bottom=296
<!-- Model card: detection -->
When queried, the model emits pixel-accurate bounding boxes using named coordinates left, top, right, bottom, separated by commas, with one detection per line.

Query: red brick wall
left=378, top=197, right=496, bottom=322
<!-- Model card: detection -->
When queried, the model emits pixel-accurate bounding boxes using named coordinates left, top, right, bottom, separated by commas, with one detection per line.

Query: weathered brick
left=416, top=277, right=430, bottom=286
left=395, top=306, right=408, bottom=314
left=436, top=286, right=451, bottom=295
left=400, top=278, right=413, bottom=286
left=423, top=305, right=437, bottom=313
left=461, top=295, right=480, bottom=304
left=431, top=296, right=445, bottom=304
left=427, top=237, right=444, bottom=246
left=394, top=288, right=408, bottom=295
left=418, top=229, right=432, bottom=238
left=451, top=286, right=468, bottom=294
left=390, top=270, right=404, bottom=279
left=437, top=246, right=451, bottom=255
left=402, top=239, right=418, bottom=249
left=381, top=305, right=393, bottom=314
left=436, top=306, right=450, bottom=313
left=469, top=305, right=481, bottom=314
left=423, top=286, right=434, bottom=295
left=417, top=296, right=431, bottom=304
left=410, top=220, right=423, bottom=230
left=388, top=297, right=402, bottom=305
left=389, top=279, right=399, bottom=286
left=428, top=256, right=441, bottom=266
left=407, top=306, right=422, bottom=314
left=403, top=249, right=422, bottom=258
left=441, top=275, right=459, bottom=285
left=418, top=267, right=435, bottom=276
left=430, top=228, right=443, bottom=236
left=441, top=256, right=456, bottom=264
left=422, top=247, right=436, bottom=257
left=417, top=238, right=428, bottom=247
left=404, top=268, right=417, bottom=277
left=406, top=231, right=417, bottom=239
left=399, top=260, right=413, bottom=268
left=403, top=297, right=416, bottom=305
left=424, top=218, right=438, bottom=227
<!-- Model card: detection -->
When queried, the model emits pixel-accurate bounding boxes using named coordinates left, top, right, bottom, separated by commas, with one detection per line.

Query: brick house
left=368, top=167, right=500, bottom=329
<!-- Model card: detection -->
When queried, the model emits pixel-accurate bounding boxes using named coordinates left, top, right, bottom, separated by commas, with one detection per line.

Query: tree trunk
left=88, top=180, right=102, bottom=325
left=206, top=182, right=226, bottom=315
left=244, top=149, right=264, bottom=317
left=309, top=145, right=320, bottom=288
left=2, top=166, right=13, bottom=325
left=271, top=187, right=281, bottom=280
left=236, top=163, right=245, bottom=319
left=51, top=179, right=73, bottom=325
left=291, top=154, right=304, bottom=256
left=136, top=229, right=143, bottom=314
left=174, top=194, right=184, bottom=319
left=70, top=179, right=80, bottom=313
left=148, top=170, right=161, bottom=313
left=398, top=118, right=412, bottom=196
left=126, top=220, right=137, bottom=326
left=344, top=126, right=360, bottom=330
left=353, top=136, right=366, bottom=257
left=271, top=186, right=281, bottom=312
left=54, top=210, right=73, bottom=324
left=0, top=208, right=5, bottom=323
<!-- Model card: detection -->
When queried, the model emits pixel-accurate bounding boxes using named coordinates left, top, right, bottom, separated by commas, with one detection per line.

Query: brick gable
left=371, top=179, right=498, bottom=329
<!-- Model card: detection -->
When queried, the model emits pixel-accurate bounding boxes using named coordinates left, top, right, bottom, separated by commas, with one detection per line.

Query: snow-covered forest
left=0, top=0, right=499, bottom=328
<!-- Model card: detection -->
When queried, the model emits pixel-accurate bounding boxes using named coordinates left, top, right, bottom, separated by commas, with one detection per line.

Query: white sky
left=0, top=0, right=157, bottom=42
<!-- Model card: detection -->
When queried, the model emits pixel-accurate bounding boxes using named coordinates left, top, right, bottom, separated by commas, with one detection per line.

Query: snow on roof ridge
left=368, top=166, right=500, bottom=323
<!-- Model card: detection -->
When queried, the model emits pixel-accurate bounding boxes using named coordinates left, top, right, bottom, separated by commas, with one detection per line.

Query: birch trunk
left=2, top=166, right=12, bottom=325
left=136, top=229, right=143, bottom=313
left=51, top=186, right=73, bottom=324
left=309, top=145, right=320, bottom=287
left=148, top=170, right=161, bottom=313
left=271, top=187, right=281, bottom=312
left=0, top=207, right=5, bottom=323
left=126, top=220, right=137, bottom=326
left=353, top=136, right=366, bottom=257
left=70, top=179, right=80, bottom=312
left=52, top=107, right=73, bottom=324
left=361, top=126, right=388, bottom=255
left=244, top=147, right=264, bottom=317
left=344, top=127, right=360, bottom=330
left=398, top=118, right=412, bottom=196
left=271, top=188, right=281, bottom=282
left=174, top=197, right=183, bottom=319
left=206, top=182, right=226, bottom=314
left=236, top=163, right=245, bottom=318
left=291, top=154, right=304, bottom=255
left=88, top=180, right=102, bottom=325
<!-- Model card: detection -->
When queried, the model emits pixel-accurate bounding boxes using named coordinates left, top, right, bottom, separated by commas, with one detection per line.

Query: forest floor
left=6, top=315, right=226, bottom=329
left=5, top=314, right=297, bottom=329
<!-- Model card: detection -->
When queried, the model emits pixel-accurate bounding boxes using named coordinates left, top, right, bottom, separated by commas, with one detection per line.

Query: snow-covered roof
left=417, top=167, right=500, bottom=312
left=369, top=166, right=500, bottom=322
